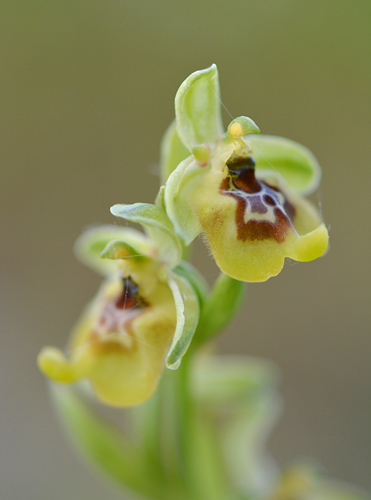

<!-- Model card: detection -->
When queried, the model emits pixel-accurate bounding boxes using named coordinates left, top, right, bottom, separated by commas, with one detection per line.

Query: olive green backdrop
left=1, top=1, right=370, bottom=499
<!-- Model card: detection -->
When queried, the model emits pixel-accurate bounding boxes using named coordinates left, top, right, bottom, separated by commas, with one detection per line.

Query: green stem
left=174, top=351, right=238, bottom=500
left=175, top=352, right=199, bottom=498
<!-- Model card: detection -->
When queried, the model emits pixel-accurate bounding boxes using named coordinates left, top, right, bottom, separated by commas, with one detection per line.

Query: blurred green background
left=1, top=1, right=370, bottom=499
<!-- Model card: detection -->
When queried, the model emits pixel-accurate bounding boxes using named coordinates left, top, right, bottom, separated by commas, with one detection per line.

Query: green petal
left=74, top=225, right=150, bottom=276
left=100, top=240, right=149, bottom=262
left=166, top=271, right=200, bottom=369
left=196, top=273, right=245, bottom=344
left=173, top=260, right=209, bottom=308
left=175, top=64, right=224, bottom=150
left=160, top=120, right=191, bottom=183
left=110, top=203, right=182, bottom=268
left=50, top=384, right=163, bottom=498
left=248, top=135, right=321, bottom=194
left=164, top=155, right=205, bottom=245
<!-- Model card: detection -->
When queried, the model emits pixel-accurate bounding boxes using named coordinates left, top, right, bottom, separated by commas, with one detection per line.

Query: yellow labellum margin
left=38, top=205, right=200, bottom=406
left=163, top=65, right=329, bottom=282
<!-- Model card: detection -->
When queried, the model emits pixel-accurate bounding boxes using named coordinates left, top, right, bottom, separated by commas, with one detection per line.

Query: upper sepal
left=74, top=225, right=150, bottom=276
left=110, top=203, right=182, bottom=268
left=175, top=64, right=224, bottom=151
left=166, top=270, right=200, bottom=369
left=248, top=134, right=321, bottom=194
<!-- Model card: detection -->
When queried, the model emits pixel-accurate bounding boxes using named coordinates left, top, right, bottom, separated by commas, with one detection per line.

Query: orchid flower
left=163, top=65, right=329, bottom=282
left=38, top=203, right=200, bottom=406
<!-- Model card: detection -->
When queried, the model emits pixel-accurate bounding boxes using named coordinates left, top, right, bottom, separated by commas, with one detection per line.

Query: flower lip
left=232, top=168, right=261, bottom=194
left=220, top=148, right=296, bottom=243
left=115, top=276, right=141, bottom=310
left=94, top=276, right=148, bottom=341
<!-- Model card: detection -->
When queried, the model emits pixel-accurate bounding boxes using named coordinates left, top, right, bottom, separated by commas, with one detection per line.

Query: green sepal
left=173, top=261, right=209, bottom=308
left=160, top=120, right=191, bottom=183
left=74, top=225, right=150, bottom=276
left=166, top=271, right=200, bottom=369
left=50, top=384, right=163, bottom=499
left=196, top=273, right=245, bottom=344
left=175, top=64, right=224, bottom=151
left=247, top=134, right=321, bottom=195
left=110, top=203, right=182, bottom=268
left=164, top=155, right=204, bottom=245
left=100, top=240, right=148, bottom=262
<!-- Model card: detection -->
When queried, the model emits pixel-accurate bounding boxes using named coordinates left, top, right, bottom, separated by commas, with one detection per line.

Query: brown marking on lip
left=220, top=176, right=230, bottom=191
left=233, top=198, right=291, bottom=243
left=220, top=169, right=296, bottom=243
left=264, top=181, right=296, bottom=220
left=90, top=277, right=149, bottom=352
left=115, top=277, right=141, bottom=309
left=248, top=195, right=268, bottom=214
left=283, top=197, right=296, bottom=221
left=233, top=167, right=261, bottom=193
left=264, top=194, right=276, bottom=206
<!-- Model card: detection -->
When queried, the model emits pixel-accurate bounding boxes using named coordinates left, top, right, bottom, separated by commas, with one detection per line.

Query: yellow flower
left=38, top=205, right=200, bottom=406
left=163, top=65, right=329, bottom=282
